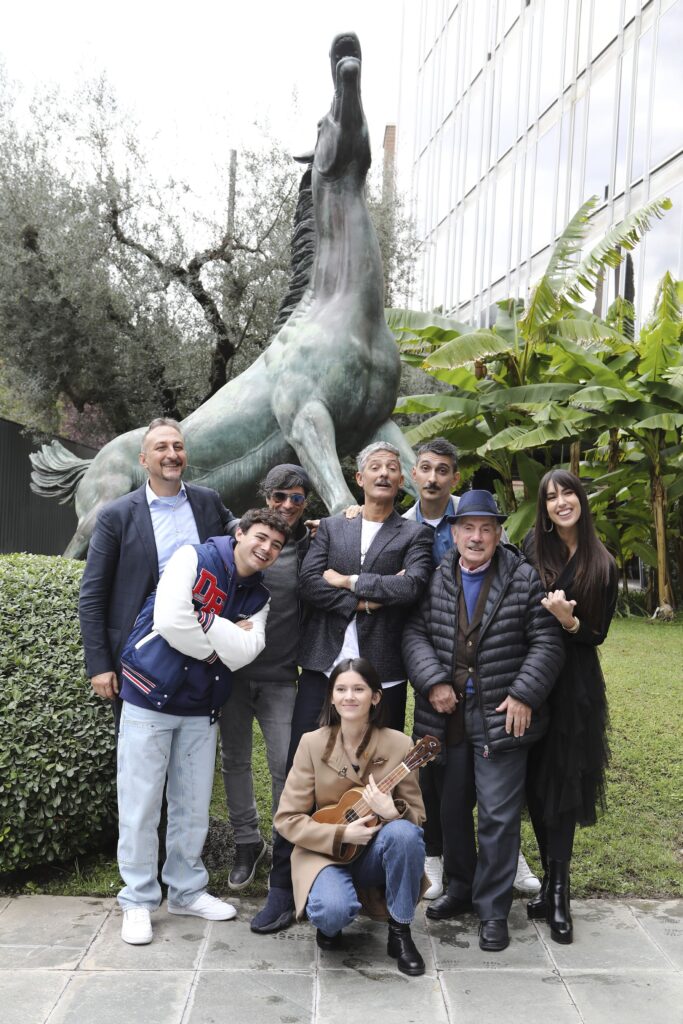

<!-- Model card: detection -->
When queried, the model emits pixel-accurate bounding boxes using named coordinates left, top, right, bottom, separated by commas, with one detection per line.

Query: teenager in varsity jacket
left=116, top=509, right=289, bottom=948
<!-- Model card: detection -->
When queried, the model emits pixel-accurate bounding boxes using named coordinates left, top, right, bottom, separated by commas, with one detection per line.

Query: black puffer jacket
left=402, top=544, right=564, bottom=759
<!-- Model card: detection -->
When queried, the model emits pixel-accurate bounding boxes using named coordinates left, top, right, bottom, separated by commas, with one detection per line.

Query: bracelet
left=365, top=600, right=372, bottom=615
left=562, top=617, right=580, bottom=633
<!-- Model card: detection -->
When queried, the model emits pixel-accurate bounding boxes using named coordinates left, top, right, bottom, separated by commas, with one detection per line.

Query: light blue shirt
left=146, top=481, right=200, bottom=576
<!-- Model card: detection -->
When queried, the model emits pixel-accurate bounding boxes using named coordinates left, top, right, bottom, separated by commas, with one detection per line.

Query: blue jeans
left=116, top=702, right=217, bottom=911
left=219, top=676, right=297, bottom=844
left=306, top=819, right=425, bottom=936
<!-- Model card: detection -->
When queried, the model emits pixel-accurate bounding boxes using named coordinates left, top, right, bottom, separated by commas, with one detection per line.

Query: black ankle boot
left=387, top=917, right=425, bottom=976
left=547, top=859, right=573, bottom=944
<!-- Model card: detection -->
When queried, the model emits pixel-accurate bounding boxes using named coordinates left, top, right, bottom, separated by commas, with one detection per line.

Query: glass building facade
left=398, top=0, right=683, bottom=326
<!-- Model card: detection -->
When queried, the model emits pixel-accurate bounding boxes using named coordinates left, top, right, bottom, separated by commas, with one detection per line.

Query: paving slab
left=83, top=908, right=208, bottom=971
left=564, top=970, right=683, bottom=1024
left=1, top=969, right=70, bottom=1024
left=200, top=898, right=315, bottom=971
left=440, top=969, right=581, bottom=1024
left=47, top=970, right=193, bottom=1024
left=0, top=896, right=113, bottom=970
left=187, top=969, right=313, bottom=1024
left=427, top=901, right=552, bottom=970
left=316, top=912, right=437, bottom=977
left=630, top=898, right=683, bottom=969
left=318, top=967, right=448, bottom=1024
left=545, top=900, right=671, bottom=971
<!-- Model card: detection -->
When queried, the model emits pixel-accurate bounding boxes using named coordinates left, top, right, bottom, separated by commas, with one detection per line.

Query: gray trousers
left=441, top=697, right=528, bottom=921
left=219, top=676, right=297, bottom=845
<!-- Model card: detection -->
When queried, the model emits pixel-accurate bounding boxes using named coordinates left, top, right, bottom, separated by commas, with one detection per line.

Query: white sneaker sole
left=121, top=926, right=153, bottom=945
left=167, top=903, right=237, bottom=921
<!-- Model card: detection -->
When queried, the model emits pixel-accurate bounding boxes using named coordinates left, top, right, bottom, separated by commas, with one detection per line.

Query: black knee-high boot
left=547, top=859, right=573, bottom=944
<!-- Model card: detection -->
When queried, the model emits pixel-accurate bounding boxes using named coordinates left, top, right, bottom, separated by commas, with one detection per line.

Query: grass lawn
left=3, top=617, right=682, bottom=899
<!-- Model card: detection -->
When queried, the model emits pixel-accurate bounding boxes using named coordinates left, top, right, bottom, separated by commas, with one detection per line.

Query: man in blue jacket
left=116, top=508, right=288, bottom=946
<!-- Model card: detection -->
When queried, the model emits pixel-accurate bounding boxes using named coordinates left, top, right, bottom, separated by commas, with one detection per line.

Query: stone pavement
left=1, top=895, right=681, bottom=1024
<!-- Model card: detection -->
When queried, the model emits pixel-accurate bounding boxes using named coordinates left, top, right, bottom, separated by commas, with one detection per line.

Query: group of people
left=79, top=418, right=617, bottom=974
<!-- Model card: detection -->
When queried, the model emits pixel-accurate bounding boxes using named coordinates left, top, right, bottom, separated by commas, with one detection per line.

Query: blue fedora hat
left=452, top=489, right=507, bottom=523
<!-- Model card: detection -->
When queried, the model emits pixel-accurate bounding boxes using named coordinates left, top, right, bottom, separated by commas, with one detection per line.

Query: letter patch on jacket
left=192, top=569, right=227, bottom=615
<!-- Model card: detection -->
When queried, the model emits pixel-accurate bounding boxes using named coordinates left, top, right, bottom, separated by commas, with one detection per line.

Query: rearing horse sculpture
left=31, top=33, right=417, bottom=558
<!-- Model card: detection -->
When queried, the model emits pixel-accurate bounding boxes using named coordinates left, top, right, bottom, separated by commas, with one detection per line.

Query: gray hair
left=141, top=418, right=183, bottom=452
left=356, top=441, right=402, bottom=472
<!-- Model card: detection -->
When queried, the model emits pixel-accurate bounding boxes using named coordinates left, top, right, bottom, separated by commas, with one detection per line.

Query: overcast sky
left=2, top=0, right=405, bottom=192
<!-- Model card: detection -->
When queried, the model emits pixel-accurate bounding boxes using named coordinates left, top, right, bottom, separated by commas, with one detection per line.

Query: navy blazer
left=297, top=511, right=433, bottom=682
left=78, top=482, right=233, bottom=678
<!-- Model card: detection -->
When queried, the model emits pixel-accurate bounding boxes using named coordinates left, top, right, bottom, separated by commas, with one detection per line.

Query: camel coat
left=274, top=725, right=426, bottom=919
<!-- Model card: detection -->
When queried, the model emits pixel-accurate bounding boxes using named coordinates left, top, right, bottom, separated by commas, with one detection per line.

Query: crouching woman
left=274, top=657, right=427, bottom=975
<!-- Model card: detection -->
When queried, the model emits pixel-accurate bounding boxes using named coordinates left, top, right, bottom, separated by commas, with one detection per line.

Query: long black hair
left=533, top=469, right=614, bottom=629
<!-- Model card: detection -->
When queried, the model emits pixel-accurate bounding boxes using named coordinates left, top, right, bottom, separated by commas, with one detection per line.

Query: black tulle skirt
left=529, top=642, right=610, bottom=828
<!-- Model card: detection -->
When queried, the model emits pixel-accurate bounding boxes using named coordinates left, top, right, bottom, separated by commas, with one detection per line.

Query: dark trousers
left=419, top=762, right=444, bottom=857
left=442, top=698, right=528, bottom=920
left=270, top=672, right=408, bottom=890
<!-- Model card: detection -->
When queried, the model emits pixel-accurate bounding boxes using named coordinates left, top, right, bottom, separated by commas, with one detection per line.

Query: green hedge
left=0, top=553, right=116, bottom=873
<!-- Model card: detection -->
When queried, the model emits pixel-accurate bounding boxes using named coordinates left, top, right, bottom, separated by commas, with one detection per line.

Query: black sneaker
left=228, top=837, right=267, bottom=890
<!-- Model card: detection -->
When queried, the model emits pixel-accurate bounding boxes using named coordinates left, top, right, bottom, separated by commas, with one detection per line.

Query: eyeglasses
left=270, top=491, right=306, bottom=505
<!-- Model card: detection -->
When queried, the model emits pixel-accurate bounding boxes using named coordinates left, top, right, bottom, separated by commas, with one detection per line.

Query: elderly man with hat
left=220, top=464, right=313, bottom=891
left=402, top=490, right=564, bottom=952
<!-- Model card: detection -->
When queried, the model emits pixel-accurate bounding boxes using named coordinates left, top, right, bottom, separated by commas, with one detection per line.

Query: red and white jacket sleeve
left=153, top=545, right=269, bottom=671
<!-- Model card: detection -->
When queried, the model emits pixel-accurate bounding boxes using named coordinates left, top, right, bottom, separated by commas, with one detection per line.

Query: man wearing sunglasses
left=220, top=464, right=313, bottom=892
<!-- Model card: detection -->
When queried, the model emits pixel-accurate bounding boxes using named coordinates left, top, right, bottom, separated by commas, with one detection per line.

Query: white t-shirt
left=326, top=519, right=403, bottom=688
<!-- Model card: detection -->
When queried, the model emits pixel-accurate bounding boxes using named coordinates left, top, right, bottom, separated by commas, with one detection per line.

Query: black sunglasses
left=270, top=491, right=306, bottom=505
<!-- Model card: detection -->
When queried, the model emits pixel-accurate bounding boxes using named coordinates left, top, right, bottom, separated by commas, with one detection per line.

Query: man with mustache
left=250, top=440, right=433, bottom=933
left=403, top=491, right=563, bottom=952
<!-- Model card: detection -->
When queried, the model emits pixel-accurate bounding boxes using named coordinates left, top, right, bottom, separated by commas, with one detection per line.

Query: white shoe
left=423, top=855, right=444, bottom=900
left=167, top=892, right=237, bottom=920
left=513, top=851, right=541, bottom=894
left=121, top=907, right=153, bottom=945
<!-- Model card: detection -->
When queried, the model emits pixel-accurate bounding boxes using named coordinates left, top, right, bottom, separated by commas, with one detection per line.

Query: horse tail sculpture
left=30, top=441, right=92, bottom=504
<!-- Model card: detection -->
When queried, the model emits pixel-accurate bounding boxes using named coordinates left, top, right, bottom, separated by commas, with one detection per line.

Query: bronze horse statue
left=31, top=33, right=417, bottom=558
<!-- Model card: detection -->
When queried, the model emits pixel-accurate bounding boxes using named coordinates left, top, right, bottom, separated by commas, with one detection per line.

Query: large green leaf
left=403, top=415, right=489, bottom=450
left=563, top=197, right=672, bottom=304
left=426, top=329, right=515, bottom=368
left=385, top=308, right=469, bottom=341
left=632, top=413, right=683, bottom=430
left=478, top=383, right=579, bottom=409
left=519, top=198, right=598, bottom=336
left=478, top=409, right=591, bottom=453
left=637, top=271, right=683, bottom=380
left=394, top=394, right=479, bottom=417
left=503, top=499, right=538, bottom=544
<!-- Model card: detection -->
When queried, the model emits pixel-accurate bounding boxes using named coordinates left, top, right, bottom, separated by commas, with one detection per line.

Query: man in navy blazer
left=79, top=417, right=234, bottom=728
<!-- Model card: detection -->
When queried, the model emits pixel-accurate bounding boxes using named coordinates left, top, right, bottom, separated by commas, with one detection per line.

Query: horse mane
left=272, top=163, right=315, bottom=330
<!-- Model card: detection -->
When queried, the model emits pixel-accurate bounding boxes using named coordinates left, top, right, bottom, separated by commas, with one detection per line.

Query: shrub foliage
left=0, top=553, right=116, bottom=873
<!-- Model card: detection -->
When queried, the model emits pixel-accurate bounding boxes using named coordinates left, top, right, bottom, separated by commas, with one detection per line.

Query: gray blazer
left=297, top=511, right=433, bottom=682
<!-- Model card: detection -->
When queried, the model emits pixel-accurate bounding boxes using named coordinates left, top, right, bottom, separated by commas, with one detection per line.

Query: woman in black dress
left=524, top=470, right=617, bottom=944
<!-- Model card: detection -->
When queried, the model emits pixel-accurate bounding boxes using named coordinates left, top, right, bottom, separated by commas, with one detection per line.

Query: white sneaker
left=167, top=892, right=237, bottom=920
left=423, top=855, right=444, bottom=900
left=513, top=851, right=541, bottom=894
left=121, top=907, right=153, bottom=945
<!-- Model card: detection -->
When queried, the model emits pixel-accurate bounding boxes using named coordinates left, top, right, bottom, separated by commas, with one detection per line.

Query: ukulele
left=312, top=735, right=441, bottom=862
